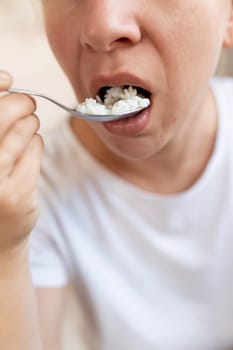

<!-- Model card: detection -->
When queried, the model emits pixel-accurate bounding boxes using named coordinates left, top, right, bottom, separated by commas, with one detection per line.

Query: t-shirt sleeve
left=29, top=206, right=69, bottom=288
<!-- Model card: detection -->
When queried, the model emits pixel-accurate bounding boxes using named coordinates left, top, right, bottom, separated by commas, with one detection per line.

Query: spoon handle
left=7, top=88, right=145, bottom=122
left=8, top=88, right=74, bottom=114
left=7, top=88, right=116, bottom=122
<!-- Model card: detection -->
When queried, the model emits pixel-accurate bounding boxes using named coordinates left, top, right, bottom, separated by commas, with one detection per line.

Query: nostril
left=79, top=9, right=141, bottom=52
left=118, top=37, right=131, bottom=43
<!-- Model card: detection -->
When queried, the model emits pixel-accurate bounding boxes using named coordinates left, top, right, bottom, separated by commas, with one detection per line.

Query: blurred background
left=0, top=1, right=233, bottom=349
left=0, top=0, right=76, bottom=132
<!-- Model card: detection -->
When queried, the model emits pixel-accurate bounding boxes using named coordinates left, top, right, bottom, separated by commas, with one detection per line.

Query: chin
left=104, top=138, right=163, bottom=162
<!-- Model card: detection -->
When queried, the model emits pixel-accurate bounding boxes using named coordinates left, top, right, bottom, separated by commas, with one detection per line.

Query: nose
left=80, top=1, right=141, bottom=52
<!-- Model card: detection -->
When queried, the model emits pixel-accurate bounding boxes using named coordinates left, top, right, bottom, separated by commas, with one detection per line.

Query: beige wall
left=219, top=49, right=233, bottom=76
left=0, top=0, right=76, bottom=132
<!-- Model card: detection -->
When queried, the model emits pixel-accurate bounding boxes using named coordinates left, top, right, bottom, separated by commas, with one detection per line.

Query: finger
left=0, top=134, right=43, bottom=224
left=9, top=133, right=44, bottom=189
left=0, top=93, right=36, bottom=139
left=0, top=114, right=40, bottom=179
left=0, top=134, right=43, bottom=221
left=0, top=71, right=13, bottom=91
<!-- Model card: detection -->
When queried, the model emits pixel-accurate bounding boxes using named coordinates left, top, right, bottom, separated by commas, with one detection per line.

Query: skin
left=0, top=1, right=232, bottom=349
left=42, top=0, right=233, bottom=193
left=0, top=72, right=43, bottom=349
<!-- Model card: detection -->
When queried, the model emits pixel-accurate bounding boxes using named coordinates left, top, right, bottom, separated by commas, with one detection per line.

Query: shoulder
left=39, top=118, right=88, bottom=197
left=211, top=76, right=233, bottom=92
left=40, top=118, right=77, bottom=168
left=211, top=76, right=233, bottom=112
left=38, top=117, right=106, bottom=207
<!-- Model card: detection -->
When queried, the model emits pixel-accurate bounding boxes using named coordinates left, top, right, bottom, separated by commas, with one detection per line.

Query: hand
left=0, top=71, right=44, bottom=255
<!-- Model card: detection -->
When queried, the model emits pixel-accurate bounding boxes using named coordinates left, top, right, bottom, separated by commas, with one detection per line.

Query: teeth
left=96, top=95, right=103, bottom=104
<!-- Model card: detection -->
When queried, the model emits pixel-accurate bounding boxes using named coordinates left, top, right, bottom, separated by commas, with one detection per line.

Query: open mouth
left=76, top=85, right=151, bottom=116
left=97, top=85, right=151, bottom=102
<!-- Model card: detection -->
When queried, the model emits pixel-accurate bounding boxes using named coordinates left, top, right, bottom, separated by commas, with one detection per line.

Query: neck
left=70, top=88, right=218, bottom=194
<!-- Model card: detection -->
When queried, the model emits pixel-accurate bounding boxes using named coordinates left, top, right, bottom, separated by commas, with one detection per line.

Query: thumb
left=0, top=71, right=13, bottom=91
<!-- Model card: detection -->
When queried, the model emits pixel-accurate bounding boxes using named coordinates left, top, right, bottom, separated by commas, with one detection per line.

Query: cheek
left=44, top=14, right=84, bottom=98
left=47, top=30, right=78, bottom=79
left=161, top=18, right=219, bottom=80
left=146, top=6, right=225, bottom=116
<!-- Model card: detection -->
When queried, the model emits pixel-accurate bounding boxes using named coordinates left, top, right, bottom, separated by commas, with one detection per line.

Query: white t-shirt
left=30, top=78, right=233, bottom=350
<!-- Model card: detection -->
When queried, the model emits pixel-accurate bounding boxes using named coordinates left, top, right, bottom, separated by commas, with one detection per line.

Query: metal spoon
left=8, top=88, right=148, bottom=122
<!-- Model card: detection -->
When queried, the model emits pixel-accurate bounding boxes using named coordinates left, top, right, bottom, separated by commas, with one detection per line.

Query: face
left=42, top=0, right=233, bottom=161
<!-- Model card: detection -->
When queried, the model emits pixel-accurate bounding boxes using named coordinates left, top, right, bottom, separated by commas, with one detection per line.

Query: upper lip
left=90, top=73, right=152, bottom=98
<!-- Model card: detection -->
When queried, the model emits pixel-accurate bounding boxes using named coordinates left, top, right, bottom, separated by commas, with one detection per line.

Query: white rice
left=76, top=86, right=150, bottom=115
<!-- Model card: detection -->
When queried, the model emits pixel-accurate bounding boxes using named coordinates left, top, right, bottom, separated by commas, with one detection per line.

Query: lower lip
left=102, top=107, right=151, bottom=136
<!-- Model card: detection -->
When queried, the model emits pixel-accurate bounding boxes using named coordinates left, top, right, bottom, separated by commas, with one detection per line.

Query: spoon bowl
left=8, top=88, right=149, bottom=122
